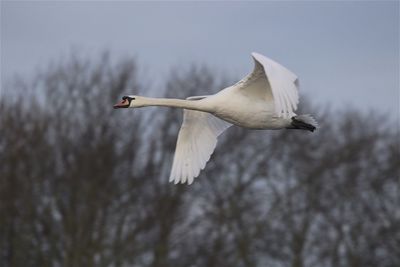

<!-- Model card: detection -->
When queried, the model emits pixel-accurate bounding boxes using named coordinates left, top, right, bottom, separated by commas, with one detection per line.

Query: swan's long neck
left=135, top=96, right=212, bottom=112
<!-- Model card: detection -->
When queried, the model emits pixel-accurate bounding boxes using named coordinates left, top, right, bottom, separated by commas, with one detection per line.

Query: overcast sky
left=1, top=1, right=399, bottom=116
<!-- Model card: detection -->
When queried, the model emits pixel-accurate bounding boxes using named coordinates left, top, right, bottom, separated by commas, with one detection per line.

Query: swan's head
left=113, top=95, right=138, bottom=109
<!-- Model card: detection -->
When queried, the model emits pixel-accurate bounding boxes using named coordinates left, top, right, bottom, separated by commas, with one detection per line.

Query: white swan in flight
left=114, top=52, right=318, bottom=185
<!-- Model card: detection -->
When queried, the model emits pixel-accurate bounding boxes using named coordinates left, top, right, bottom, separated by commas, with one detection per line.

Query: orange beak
left=113, top=99, right=130, bottom=109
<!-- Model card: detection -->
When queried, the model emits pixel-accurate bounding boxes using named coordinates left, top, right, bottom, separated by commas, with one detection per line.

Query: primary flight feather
left=114, top=52, right=318, bottom=185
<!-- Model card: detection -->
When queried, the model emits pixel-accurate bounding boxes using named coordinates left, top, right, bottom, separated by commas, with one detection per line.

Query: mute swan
left=114, top=52, right=318, bottom=185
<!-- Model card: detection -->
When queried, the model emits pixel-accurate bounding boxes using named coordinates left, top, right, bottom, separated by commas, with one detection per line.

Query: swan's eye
left=122, top=96, right=135, bottom=101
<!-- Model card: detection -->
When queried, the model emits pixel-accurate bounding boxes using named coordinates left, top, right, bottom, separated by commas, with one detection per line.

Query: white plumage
left=249, top=52, right=299, bottom=118
left=114, top=52, right=318, bottom=184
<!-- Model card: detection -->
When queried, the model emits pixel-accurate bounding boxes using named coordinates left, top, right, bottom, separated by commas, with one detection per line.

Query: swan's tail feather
left=290, top=115, right=318, bottom=132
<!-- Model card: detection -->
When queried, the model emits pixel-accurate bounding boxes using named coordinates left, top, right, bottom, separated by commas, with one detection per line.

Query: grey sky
left=1, top=1, right=399, bottom=115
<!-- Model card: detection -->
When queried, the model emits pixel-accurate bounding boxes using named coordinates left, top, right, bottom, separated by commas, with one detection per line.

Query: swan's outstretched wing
left=170, top=97, right=231, bottom=184
left=237, top=52, right=299, bottom=118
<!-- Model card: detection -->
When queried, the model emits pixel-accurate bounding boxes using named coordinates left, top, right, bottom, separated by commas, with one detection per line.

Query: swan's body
left=114, top=52, right=318, bottom=184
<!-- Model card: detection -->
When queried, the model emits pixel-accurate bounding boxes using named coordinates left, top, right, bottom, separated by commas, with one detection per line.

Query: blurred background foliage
left=0, top=53, right=399, bottom=267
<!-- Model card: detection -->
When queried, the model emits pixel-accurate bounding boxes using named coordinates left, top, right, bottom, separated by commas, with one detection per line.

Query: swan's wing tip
left=251, top=52, right=272, bottom=63
left=168, top=154, right=211, bottom=185
left=168, top=173, right=198, bottom=185
left=169, top=110, right=231, bottom=185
